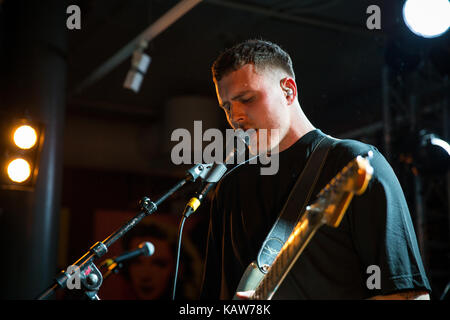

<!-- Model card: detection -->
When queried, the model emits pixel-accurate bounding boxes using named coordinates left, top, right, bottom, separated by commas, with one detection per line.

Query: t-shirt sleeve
left=346, top=145, right=431, bottom=296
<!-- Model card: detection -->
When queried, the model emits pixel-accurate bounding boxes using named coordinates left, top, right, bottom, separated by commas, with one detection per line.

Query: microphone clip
left=185, top=163, right=212, bottom=182
left=186, top=162, right=228, bottom=183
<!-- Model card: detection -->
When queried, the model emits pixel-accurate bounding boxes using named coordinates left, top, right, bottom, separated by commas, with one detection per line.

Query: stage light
left=124, top=40, right=151, bottom=93
left=13, top=125, right=37, bottom=149
left=123, top=51, right=151, bottom=93
left=7, top=158, right=31, bottom=183
left=1, top=119, right=44, bottom=190
left=402, top=0, right=450, bottom=38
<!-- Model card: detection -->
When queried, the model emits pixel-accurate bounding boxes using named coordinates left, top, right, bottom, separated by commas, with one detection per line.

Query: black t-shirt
left=200, top=129, right=431, bottom=299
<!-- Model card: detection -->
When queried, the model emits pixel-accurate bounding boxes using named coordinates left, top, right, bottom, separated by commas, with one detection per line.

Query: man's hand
left=235, top=290, right=255, bottom=299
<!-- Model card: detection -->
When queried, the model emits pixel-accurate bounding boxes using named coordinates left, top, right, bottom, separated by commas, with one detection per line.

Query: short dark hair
left=212, top=39, right=295, bottom=82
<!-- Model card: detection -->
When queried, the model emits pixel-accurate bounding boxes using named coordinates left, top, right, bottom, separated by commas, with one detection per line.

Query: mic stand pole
left=101, top=261, right=124, bottom=282
left=172, top=162, right=228, bottom=299
left=36, top=164, right=209, bottom=300
left=171, top=136, right=248, bottom=299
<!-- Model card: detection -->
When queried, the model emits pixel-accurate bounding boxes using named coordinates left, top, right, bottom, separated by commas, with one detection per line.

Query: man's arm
left=368, top=290, right=430, bottom=300
left=236, top=290, right=431, bottom=300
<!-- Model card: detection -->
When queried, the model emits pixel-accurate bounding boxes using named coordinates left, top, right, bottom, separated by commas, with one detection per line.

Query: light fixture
left=7, top=158, right=31, bottom=183
left=1, top=119, right=44, bottom=190
left=403, top=0, right=450, bottom=38
left=123, top=40, right=151, bottom=93
left=13, top=125, right=37, bottom=150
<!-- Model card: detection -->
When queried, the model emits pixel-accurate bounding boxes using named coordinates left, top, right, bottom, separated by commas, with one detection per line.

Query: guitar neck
left=252, top=192, right=354, bottom=300
left=245, top=155, right=372, bottom=300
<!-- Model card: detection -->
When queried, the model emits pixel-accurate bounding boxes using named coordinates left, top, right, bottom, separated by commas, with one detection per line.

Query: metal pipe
left=204, top=0, right=382, bottom=37
left=443, top=77, right=450, bottom=245
left=338, top=102, right=443, bottom=139
left=413, top=173, right=427, bottom=266
left=71, top=0, right=203, bottom=96
left=0, top=0, right=67, bottom=299
left=382, top=65, right=392, bottom=162
left=409, top=93, right=427, bottom=265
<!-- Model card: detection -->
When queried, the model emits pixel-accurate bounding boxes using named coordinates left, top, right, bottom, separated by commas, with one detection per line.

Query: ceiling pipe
left=71, top=0, right=203, bottom=96
left=204, top=0, right=384, bottom=37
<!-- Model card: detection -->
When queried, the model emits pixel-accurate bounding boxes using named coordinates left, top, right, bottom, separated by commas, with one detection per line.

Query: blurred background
left=0, top=0, right=449, bottom=300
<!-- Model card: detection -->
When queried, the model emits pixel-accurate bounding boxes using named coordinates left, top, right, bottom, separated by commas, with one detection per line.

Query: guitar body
left=233, top=154, right=374, bottom=300
left=233, top=262, right=264, bottom=300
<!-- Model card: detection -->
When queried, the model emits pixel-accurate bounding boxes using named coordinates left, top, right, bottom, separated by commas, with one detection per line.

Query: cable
left=172, top=215, right=187, bottom=300
left=171, top=155, right=260, bottom=300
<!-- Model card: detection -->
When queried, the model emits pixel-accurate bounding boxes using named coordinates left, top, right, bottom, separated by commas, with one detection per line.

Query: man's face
left=215, top=63, right=290, bottom=155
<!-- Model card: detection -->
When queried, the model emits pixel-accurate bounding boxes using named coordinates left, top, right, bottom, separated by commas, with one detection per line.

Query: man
left=200, top=39, right=431, bottom=300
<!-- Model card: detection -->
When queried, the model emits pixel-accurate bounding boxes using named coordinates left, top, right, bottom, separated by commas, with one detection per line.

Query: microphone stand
left=171, top=135, right=248, bottom=300
left=101, top=261, right=123, bottom=282
left=36, top=163, right=210, bottom=300
left=171, top=162, right=230, bottom=300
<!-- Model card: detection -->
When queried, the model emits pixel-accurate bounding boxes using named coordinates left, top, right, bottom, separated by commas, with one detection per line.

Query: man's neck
left=278, top=126, right=315, bottom=153
left=277, top=107, right=316, bottom=153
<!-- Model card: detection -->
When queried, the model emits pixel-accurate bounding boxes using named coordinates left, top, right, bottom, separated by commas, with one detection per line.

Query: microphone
left=101, top=242, right=155, bottom=269
left=183, top=131, right=247, bottom=218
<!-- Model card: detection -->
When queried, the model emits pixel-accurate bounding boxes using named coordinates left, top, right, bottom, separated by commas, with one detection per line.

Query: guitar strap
left=256, top=134, right=338, bottom=273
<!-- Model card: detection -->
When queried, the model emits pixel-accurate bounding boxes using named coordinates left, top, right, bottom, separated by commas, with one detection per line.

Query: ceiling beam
left=71, top=0, right=203, bottom=97
left=204, top=0, right=384, bottom=37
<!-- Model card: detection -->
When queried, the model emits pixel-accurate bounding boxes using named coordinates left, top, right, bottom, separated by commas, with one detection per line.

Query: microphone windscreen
left=139, top=241, right=155, bottom=257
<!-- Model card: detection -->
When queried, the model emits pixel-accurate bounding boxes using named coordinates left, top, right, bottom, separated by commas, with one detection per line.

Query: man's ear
left=280, top=77, right=296, bottom=104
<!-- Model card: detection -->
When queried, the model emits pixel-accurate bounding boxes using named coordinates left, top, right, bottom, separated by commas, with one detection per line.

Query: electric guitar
left=234, top=152, right=374, bottom=300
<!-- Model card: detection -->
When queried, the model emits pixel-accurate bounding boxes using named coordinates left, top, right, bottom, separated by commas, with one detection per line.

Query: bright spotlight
left=7, top=158, right=31, bottom=183
left=403, top=0, right=450, bottom=38
left=13, top=125, right=37, bottom=149
left=1, top=119, right=43, bottom=189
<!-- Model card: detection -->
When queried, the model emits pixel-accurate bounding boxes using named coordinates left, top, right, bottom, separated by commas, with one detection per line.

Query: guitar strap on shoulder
left=256, top=134, right=338, bottom=273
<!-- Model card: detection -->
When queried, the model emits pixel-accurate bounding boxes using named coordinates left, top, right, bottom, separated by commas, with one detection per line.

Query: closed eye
left=240, top=96, right=254, bottom=104
left=220, top=95, right=255, bottom=112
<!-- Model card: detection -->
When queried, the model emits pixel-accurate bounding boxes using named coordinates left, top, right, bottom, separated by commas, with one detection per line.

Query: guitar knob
left=261, top=264, right=270, bottom=272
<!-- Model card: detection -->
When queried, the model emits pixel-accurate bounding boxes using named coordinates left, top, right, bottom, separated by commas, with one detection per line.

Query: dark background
left=0, top=0, right=449, bottom=300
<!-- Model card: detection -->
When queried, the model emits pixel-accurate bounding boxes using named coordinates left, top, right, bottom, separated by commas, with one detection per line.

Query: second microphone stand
left=35, top=163, right=212, bottom=300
